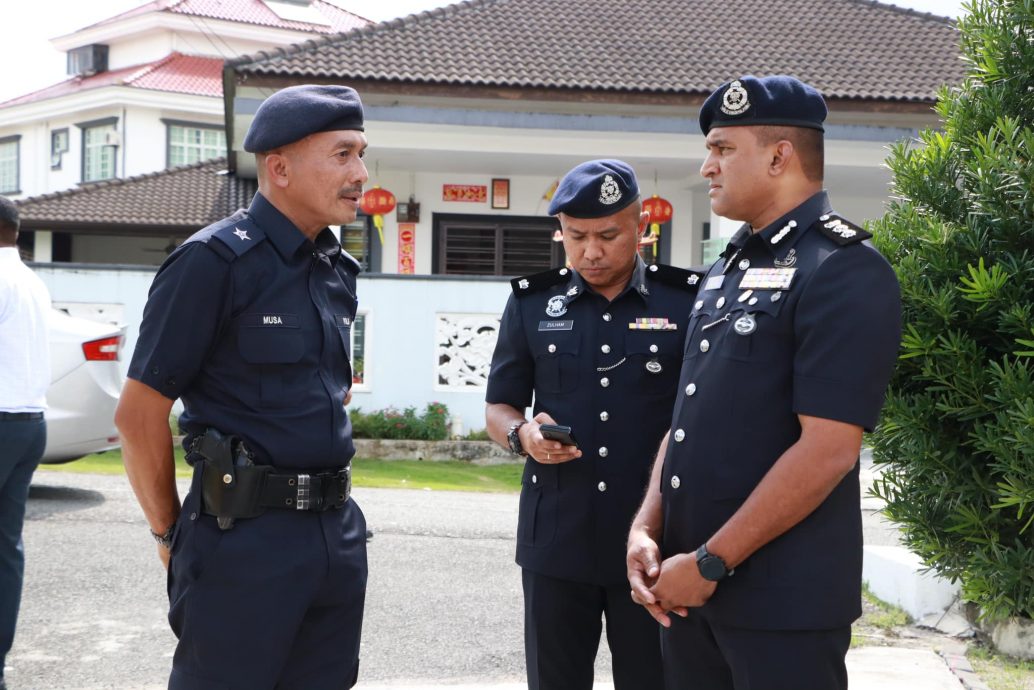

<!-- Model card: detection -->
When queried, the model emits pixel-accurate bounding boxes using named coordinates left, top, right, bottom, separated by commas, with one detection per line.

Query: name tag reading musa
left=538, top=320, right=574, bottom=331
left=242, top=313, right=300, bottom=328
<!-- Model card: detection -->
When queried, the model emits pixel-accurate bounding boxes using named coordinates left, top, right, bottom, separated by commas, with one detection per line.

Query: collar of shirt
left=751, top=190, right=832, bottom=256
left=565, top=255, right=650, bottom=306
left=0, top=246, right=22, bottom=264
left=247, top=192, right=341, bottom=266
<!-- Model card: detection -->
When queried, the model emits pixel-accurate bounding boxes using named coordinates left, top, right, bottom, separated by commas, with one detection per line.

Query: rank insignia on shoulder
left=510, top=267, right=569, bottom=295
left=815, top=214, right=872, bottom=246
left=739, top=267, right=797, bottom=290
left=646, top=264, right=706, bottom=291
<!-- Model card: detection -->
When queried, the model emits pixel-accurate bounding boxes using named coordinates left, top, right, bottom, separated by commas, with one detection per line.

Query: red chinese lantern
left=641, top=195, right=673, bottom=259
left=359, top=186, right=396, bottom=244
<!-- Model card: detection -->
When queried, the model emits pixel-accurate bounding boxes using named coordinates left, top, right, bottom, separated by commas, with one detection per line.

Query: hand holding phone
left=538, top=423, right=578, bottom=447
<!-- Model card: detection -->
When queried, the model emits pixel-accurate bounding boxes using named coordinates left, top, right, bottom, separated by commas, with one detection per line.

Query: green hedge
left=350, top=402, right=450, bottom=441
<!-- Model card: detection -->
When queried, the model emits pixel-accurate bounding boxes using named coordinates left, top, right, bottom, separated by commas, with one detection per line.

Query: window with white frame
left=167, top=123, right=225, bottom=167
left=0, top=136, right=19, bottom=193
left=51, top=129, right=69, bottom=170
left=81, top=120, right=117, bottom=182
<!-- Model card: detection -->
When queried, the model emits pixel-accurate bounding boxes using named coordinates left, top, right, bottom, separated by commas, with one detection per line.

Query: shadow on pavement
left=26, top=483, right=105, bottom=519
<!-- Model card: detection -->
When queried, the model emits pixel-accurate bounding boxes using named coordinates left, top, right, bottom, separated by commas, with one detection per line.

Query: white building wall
left=108, top=33, right=178, bottom=69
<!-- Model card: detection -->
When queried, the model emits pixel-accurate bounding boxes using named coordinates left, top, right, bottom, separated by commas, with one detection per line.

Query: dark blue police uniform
left=487, top=182, right=701, bottom=687
left=127, top=85, right=369, bottom=690
left=659, top=192, right=901, bottom=687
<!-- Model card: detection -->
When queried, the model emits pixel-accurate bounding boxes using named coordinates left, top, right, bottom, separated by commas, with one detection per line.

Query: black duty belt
left=0, top=411, right=45, bottom=420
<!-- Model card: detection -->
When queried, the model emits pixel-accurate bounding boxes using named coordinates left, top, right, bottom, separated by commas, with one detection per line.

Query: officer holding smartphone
left=486, top=160, right=701, bottom=690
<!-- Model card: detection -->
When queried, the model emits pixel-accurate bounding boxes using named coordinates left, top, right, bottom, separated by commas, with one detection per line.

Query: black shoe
left=365, top=528, right=374, bottom=542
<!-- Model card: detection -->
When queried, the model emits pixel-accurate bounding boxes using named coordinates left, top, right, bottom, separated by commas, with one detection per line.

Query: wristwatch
left=150, top=523, right=177, bottom=550
left=695, top=543, right=733, bottom=582
left=506, top=420, right=528, bottom=456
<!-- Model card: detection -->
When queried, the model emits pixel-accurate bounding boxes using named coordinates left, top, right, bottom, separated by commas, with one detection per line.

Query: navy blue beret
left=699, top=75, right=827, bottom=135
left=243, top=84, right=365, bottom=153
left=548, top=159, right=639, bottom=218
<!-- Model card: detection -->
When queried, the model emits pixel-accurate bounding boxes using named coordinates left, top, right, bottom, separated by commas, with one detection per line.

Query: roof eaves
left=842, top=0, right=957, bottom=25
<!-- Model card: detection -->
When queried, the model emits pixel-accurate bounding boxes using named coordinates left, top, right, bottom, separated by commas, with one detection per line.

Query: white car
left=41, top=309, right=125, bottom=463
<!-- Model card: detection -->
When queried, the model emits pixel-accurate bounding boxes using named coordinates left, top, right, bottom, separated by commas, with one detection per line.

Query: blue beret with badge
left=699, top=75, right=827, bottom=135
left=243, top=84, right=365, bottom=153
left=547, top=159, right=640, bottom=218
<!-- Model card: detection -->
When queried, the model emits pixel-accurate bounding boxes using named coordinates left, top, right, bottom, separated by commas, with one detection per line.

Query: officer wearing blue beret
left=116, top=84, right=370, bottom=689
left=486, top=160, right=703, bottom=690
left=627, top=75, right=902, bottom=689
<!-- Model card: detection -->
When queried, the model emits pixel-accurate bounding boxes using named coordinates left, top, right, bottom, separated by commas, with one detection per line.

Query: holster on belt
left=188, top=428, right=269, bottom=530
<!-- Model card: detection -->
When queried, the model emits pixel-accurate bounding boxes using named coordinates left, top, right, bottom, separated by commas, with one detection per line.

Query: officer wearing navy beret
left=627, top=75, right=902, bottom=689
left=116, top=84, right=370, bottom=689
left=486, top=160, right=702, bottom=690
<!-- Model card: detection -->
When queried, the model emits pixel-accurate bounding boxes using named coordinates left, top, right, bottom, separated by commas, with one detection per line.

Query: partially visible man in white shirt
left=0, top=195, right=50, bottom=690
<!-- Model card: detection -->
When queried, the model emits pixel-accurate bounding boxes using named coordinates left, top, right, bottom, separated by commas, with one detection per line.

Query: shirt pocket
left=625, top=329, right=682, bottom=394
left=533, top=332, right=580, bottom=395
left=719, top=296, right=787, bottom=363
left=237, top=314, right=304, bottom=407
left=518, top=461, right=558, bottom=547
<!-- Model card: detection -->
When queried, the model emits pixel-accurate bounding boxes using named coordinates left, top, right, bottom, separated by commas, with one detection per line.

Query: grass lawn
left=38, top=450, right=522, bottom=493
left=968, top=646, right=1034, bottom=690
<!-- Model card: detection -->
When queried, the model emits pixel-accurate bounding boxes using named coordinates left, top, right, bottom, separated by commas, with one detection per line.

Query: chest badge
left=233, top=227, right=250, bottom=241
left=545, top=295, right=568, bottom=318
left=740, top=268, right=797, bottom=290
left=645, top=359, right=663, bottom=374
left=734, top=314, right=757, bottom=336
left=774, top=248, right=797, bottom=268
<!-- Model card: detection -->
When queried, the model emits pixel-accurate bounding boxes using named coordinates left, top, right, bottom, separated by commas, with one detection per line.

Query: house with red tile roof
left=0, top=0, right=368, bottom=260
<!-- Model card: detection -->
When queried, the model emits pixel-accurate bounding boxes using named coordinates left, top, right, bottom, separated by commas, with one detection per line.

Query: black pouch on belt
left=190, top=428, right=271, bottom=530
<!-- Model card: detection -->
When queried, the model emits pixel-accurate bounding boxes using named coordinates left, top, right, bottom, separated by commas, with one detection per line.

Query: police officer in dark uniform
left=115, top=84, right=370, bottom=690
left=626, top=76, right=902, bottom=690
left=486, top=160, right=701, bottom=690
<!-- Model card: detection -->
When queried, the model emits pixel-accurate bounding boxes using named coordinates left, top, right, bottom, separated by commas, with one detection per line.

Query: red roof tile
left=0, top=53, right=223, bottom=108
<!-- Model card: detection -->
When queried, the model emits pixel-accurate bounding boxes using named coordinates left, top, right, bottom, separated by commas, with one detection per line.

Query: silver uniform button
left=548, top=344, right=556, bottom=353
left=603, top=313, right=612, bottom=322
left=601, top=344, right=611, bottom=354
left=674, top=429, right=685, bottom=442
left=739, top=259, right=751, bottom=271
left=716, top=297, right=726, bottom=309
left=559, top=268, right=569, bottom=275
left=671, top=475, right=681, bottom=489
left=649, top=344, right=658, bottom=353
left=600, top=377, right=610, bottom=387
left=532, top=474, right=538, bottom=484
left=600, top=411, right=609, bottom=421
left=649, top=264, right=659, bottom=272
left=598, top=482, right=607, bottom=492
left=748, top=297, right=759, bottom=305
left=599, top=447, right=608, bottom=457
left=771, top=291, right=782, bottom=302
left=699, top=339, right=710, bottom=353
left=695, top=300, right=704, bottom=310
left=686, top=383, right=697, bottom=396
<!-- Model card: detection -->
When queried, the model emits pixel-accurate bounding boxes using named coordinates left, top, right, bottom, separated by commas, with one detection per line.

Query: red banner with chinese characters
left=398, top=223, right=416, bottom=274
left=442, top=184, right=487, bottom=202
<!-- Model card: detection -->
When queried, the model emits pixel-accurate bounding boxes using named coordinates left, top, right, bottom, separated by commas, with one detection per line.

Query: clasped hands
left=626, top=526, right=717, bottom=627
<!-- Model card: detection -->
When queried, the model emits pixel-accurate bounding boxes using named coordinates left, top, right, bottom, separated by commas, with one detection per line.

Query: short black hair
left=0, top=195, right=18, bottom=233
left=754, top=126, right=824, bottom=182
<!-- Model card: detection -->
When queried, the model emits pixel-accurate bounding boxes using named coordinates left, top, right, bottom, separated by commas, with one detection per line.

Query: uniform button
left=602, top=313, right=612, bottom=322
left=190, top=512, right=198, bottom=521
left=600, top=411, right=609, bottom=421
left=771, top=291, right=782, bottom=302
left=649, top=344, right=658, bottom=353
left=598, top=482, right=607, bottom=492
left=699, top=339, right=710, bottom=353
left=151, top=366, right=160, bottom=375
left=671, top=475, right=681, bottom=489
left=649, top=264, right=658, bottom=272
left=548, top=344, right=557, bottom=353
left=749, top=297, right=759, bottom=306
left=695, top=300, right=704, bottom=310
left=222, top=473, right=233, bottom=484
left=532, top=474, right=538, bottom=484
left=559, top=268, right=569, bottom=276
left=686, top=383, right=697, bottom=396
left=674, top=429, right=685, bottom=442
left=716, top=297, right=726, bottom=309
left=739, top=259, right=751, bottom=271
left=599, top=447, right=608, bottom=457
left=600, top=377, right=610, bottom=387
left=601, top=344, right=611, bottom=354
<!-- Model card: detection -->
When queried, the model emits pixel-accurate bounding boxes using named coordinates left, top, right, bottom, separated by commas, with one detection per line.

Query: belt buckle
left=295, top=474, right=311, bottom=510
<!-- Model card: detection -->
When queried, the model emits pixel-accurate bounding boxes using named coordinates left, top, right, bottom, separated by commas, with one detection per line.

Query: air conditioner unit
left=103, top=131, right=122, bottom=147
left=67, top=44, right=109, bottom=77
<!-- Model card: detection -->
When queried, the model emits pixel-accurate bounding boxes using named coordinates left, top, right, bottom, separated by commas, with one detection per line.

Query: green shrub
left=869, top=0, right=1034, bottom=621
left=350, top=402, right=450, bottom=441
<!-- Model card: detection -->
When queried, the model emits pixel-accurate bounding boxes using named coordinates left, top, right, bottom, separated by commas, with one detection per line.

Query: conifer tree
left=869, top=0, right=1034, bottom=620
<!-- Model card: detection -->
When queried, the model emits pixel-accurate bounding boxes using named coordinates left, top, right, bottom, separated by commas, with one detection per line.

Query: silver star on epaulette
left=519, top=279, right=530, bottom=290
left=233, top=228, right=250, bottom=241
left=687, top=274, right=700, bottom=286
left=567, top=286, right=578, bottom=297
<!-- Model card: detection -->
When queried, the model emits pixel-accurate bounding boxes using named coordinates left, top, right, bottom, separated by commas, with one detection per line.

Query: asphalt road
left=10, top=471, right=614, bottom=689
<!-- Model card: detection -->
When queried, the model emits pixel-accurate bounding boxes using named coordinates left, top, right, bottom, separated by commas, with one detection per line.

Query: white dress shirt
left=0, top=247, right=51, bottom=412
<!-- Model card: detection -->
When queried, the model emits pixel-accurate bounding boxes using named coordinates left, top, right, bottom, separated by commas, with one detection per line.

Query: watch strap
left=695, top=543, right=733, bottom=581
left=507, top=420, right=528, bottom=456
left=151, top=523, right=177, bottom=549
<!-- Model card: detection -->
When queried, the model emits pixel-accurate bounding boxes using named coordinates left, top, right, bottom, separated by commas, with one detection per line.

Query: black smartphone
left=539, top=423, right=578, bottom=447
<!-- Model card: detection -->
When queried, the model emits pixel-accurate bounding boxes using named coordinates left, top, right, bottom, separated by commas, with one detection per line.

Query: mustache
left=339, top=187, right=363, bottom=197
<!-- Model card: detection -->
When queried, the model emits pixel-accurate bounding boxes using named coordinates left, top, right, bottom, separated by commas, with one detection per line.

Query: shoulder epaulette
left=646, top=263, right=706, bottom=291
left=340, top=250, right=362, bottom=275
left=510, top=267, right=571, bottom=295
left=207, top=214, right=266, bottom=260
left=813, top=214, right=872, bottom=246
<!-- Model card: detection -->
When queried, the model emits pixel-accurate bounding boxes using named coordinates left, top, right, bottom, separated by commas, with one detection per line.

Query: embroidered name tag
left=739, top=268, right=797, bottom=290
left=538, top=320, right=574, bottom=331
left=337, top=314, right=352, bottom=327
left=628, top=318, right=677, bottom=331
left=241, top=313, right=300, bottom=328
left=704, top=275, right=725, bottom=291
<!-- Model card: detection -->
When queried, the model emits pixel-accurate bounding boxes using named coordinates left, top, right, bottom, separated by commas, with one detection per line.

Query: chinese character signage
left=442, top=184, right=487, bottom=202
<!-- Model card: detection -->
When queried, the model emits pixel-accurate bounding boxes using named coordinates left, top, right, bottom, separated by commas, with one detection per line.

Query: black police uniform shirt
left=660, top=191, right=901, bottom=630
left=487, top=257, right=702, bottom=585
left=128, top=192, right=360, bottom=470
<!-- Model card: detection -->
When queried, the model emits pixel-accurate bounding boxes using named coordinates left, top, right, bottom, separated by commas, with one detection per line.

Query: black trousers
left=522, top=569, right=665, bottom=690
left=661, top=609, right=850, bottom=690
